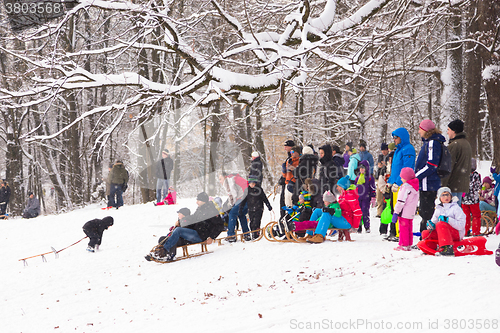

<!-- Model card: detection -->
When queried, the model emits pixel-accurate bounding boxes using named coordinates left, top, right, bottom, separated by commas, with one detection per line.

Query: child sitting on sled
left=154, top=187, right=177, bottom=206
left=421, top=187, right=466, bottom=256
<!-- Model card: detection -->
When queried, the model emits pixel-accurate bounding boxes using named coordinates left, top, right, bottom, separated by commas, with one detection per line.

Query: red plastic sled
left=418, top=236, right=493, bottom=257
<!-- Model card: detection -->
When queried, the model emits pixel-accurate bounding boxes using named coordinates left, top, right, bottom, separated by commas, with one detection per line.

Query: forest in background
left=0, top=0, right=499, bottom=216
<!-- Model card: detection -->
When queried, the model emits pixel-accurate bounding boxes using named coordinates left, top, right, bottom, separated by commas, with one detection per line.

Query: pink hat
left=400, top=167, right=415, bottom=180
left=419, top=119, right=436, bottom=132
left=483, top=176, right=493, bottom=187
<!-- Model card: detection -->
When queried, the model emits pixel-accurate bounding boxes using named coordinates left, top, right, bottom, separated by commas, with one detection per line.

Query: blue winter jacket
left=415, top=133, right=446, bottom=191
left=492, top=172, right=500, bottom=198
left=387, top=128, right=416, bottom=186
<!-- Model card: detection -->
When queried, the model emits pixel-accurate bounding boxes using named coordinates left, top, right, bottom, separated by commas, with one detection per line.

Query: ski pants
left=248, top=209, right=264, bottom=233
left=358, top=198, right=371, bottom=231
left=398, top=217, right=413, bottom=247
left=83, top=229, right=103, bottom=248
left=421, top=221, right=460, bottom=247
left=309, top=213, right=351, bottom=237
left=462, top=203, right=481, bottom=236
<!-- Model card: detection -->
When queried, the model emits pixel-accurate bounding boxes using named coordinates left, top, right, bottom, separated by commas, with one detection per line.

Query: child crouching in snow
left=392, top=168, right=419, bottom=251
left=154, top=187, right=177, bottom=206
left=422, top=187, right=466, bottom=256
left=82, top=216, right=114, bottom=252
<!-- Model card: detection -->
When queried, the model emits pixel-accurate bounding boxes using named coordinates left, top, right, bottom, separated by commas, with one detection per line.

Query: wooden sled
left=215, top=228, right=264, bottom=245
left=417, top=236, right=493, bottom=257
left=146, top=241, right=212, bottom=263
left=0, top=214, right=7, bottom=220
left=481, top=210, right=498, bottom=235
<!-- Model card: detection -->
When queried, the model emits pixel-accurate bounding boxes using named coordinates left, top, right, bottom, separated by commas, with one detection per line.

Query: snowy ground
left=2, top=163, right=500, bottom=333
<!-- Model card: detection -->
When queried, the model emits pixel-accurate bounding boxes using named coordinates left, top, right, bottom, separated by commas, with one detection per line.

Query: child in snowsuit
left=421, top=187, right=466, bottom=256
left=392, top=168, right=419, bottom=251
left=82, top=216, right=114, bottom=252
left=239, top=178, right=273, bottom=239
left=154, top=186, right=177, bottom=206
left=355, top=160, right=376, bottom=233
left=462, top=158, right=482, bottom=236
left=297, top=191, right=351, bottom=243
left=336, top=176, right=362, bottom=241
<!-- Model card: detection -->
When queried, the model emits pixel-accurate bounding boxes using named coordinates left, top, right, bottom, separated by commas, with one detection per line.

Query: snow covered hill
left=1, top=182, right=499, bottom=332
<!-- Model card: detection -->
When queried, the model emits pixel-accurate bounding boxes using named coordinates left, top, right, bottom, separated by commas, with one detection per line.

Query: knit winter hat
left=388, top=143, right=396, bottom=150
left=323, top=190, right=336, bottom=203
left=251, top=151, right=259, bottom=158
left=162, top=149, right=169, bottom=154
left=302, top=146, right=314, bottom=155
left=196, top=192, right=209, bottom=203
left=248, top=177, right=259, bottom=183
left=337, top=176, right=350, bottom=190
left=437, top=187, right=452, bottom=200
left=177, top=207, right=191, bottom=216
left=284, top=140, right=295, bottom=147
left=448, top=119, right=464, bottom=133
left=419, top=119, right=436, bottom=132
left=483, top=176, right=493, bottom=187
left=400, top=167, right=416, bottom=181
left=380, top=143, right=388, bottom=150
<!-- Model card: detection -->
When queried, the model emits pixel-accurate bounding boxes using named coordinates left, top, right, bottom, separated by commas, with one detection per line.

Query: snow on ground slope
left=1, top=162, right=499, bottom=333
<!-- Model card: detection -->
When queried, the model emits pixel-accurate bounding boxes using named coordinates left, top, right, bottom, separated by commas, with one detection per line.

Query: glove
left=427, top=220, right=436, bottom=230
left=491, top=167, right=497, bottom=174
left=438, top=215, right=449, bottom=223
left=391, top=213, right=398, bottom=224
left=286, top=183, right=295, bottom=193
left=322, top=207, right=336, bottom=215
left=391, top=183, right=399, bottom=193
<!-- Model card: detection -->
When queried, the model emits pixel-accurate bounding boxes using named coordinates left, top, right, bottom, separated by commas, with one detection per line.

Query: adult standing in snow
left=414, top=119, right=446, bottom=235
left=383, top=127, right=415, bottom=241
left=279, top=140, right=295, bottom=218
left=441, top=119, right=472, bottom=206
left=219, top=172, right=249, bottom=242
left=23, top=192, right=40, bottom=219
left=375, top=143, right=390, bottom=217
left=293, top=145, right=318, bottom=198
left=318, top=144, right=343, bottom=194
left=155, top=149, right=174, bottom=204
left=0, top=180, right=11, bottom=216
left=248, top=151, right=263, bottom=185
left=82, top=216, right=114, bottom=252
left=343, top=142, right=353, bottom=174
left=108, top=160, right=129, bottom=209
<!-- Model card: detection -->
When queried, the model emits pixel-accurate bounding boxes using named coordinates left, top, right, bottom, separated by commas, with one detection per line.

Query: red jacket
left=339, top=188, right=362, bottom=228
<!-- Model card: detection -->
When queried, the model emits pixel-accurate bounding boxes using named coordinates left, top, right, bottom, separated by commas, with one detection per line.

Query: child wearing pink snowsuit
left=155, top=187, right=177, bottom=206
left=392, top=167, right=419, bottom=251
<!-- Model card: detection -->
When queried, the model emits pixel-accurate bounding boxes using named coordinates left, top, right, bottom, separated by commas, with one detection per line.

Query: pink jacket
left=393, top=178, right=419, bottom=219
left=338, top=189, right=362, bottom=228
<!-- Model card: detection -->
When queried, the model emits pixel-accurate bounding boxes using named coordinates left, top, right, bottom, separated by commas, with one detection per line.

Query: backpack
left=436, top=142, right=452, bottom=178
left=426, top=140, right=452, bottom=178
left=227, top=173, right=249, bottom=191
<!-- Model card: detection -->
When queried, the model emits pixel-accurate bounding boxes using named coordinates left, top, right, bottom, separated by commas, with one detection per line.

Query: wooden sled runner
left=417, top=236, right=493, bottom=257
left=145, top=241, right=213, bottom=263
left=263, top=221, right=349, bottom=243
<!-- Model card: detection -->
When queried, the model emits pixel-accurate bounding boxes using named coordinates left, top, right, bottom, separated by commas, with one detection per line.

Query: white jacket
left=431, top=197, right=466, bottom=240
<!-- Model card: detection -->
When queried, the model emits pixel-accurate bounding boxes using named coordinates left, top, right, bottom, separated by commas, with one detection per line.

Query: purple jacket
left=354, top=160, right=376, bottom=201
left=393, top=178, right=419, bottom=219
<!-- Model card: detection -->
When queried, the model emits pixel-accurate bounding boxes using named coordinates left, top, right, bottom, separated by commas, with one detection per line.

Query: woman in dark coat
left=293, top=146, right=318, bottom=197
left=82, top=216, right=114, bottom=252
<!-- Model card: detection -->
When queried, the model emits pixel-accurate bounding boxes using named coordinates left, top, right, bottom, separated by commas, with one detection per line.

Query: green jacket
left=441, top=132, right=472, bottom=193
left=109, top=162, right=129, bottom=185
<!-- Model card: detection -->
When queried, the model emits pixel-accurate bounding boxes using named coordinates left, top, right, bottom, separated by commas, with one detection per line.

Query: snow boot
left=307, top=234, right=325, bottom=244
left=86, top=246, right=95, bottom=253
left=435, top=245, right=455, bottom=257
left=343, top=229, right=352, bottom=241
left=297, top=234, right=312, bottom=243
